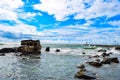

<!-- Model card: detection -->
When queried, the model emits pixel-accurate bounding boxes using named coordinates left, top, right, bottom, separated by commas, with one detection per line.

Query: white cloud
left=0, top=0, right=24, bottom=10
left=18, top=12, right=42, bottom=20
left=109, top=20, right=120, bottom=26
left=0, top=0, right=24, bottom=21
left=0, top=23, right=43, bottom=36
left=74, top=0, right=120, bottom=20
left=34, top=0, right=120, bottom=21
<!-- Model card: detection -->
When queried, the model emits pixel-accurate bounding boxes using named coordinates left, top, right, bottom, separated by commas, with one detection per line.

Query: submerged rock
left=86, top=62, right=102, bottom=68
left=101, top=57, right=119, bottom=64
left=45, top=47, right=50, bottom=52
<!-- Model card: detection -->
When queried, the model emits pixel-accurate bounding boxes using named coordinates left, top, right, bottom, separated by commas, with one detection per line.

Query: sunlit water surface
left=0, top=44, right=120, bottom=80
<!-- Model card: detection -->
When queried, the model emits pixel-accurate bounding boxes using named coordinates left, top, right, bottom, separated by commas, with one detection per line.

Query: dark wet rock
left=17, top=40, right=41, bottom=55
left=75, top=74, right=96, bottom=79
left=115, top=46, right=120, bottom=50
left=82, top=52, right=86, bottom=54
left=86, top=62, right=102, bottom=68
left=77, top=64, right=85, bottom=70
left=101, top=57, right=119, bottom=64
left=75, top=70, right=96, bottom=79
left=0, top=53, right=5, bottom=56
left=108, top=52, right=113, bottom=54
left=101, top=53, right=110, bottom=57
left=45, top=47, right=50, bottom=52
left=97, top=49, right=107, bottom=52
left=56, top=49, right=60, bottom=52
left=0, top=48, right=16, bottom=53
left=93, top=55, right=100, bottom=58
left=95, top=59, right=101, bottom=62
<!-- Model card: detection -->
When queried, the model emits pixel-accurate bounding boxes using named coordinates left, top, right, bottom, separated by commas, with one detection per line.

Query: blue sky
left=0, top=0, right=120, bottom=44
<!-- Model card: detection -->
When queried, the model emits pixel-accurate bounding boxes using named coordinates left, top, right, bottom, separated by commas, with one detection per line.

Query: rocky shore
left=0, top=40, right=41, bottom=56
left=75, top=48, right=120, bottom=79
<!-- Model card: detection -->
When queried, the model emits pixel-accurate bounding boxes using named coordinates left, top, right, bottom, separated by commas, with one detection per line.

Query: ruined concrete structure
left=18, top=40, right=41, bottom=54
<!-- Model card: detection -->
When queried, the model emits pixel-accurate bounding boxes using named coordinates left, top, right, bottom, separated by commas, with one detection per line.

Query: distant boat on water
left=83, top=45, right=96, bottom=49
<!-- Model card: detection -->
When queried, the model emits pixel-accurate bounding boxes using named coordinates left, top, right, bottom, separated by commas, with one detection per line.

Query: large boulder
left=17, top=40, right=41, bottom=54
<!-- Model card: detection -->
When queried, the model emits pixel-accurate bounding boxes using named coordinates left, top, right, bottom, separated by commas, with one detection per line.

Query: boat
left=83, top=45, right=96, bottom=49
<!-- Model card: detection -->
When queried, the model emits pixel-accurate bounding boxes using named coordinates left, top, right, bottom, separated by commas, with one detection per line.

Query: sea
left=0, top=43, right=120, bottom=80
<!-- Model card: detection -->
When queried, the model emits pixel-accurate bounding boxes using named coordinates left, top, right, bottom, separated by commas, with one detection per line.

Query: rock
left=86, top=62, right=102, bottom=68
left=0, top=48, right=16, bottom=53
left=101, top=57, right=119, bottom=64
left=45, top=47, right=50, bottom=52
left=97, top=49, right=107, bottom=52
left=0, top=53, right=5, bottom=56
left=56, top=49, right=60, bottom=52
left=115, top=47, right=120, bottom=50
left=95, top=59, right=101, bottom=62
left=93, top=55, right=100, bottom=58
left=17, top=40, right=41, bottom=55
left=77, top=64, right=85, bottom=70
left=82, top=52, right=86, bottom=54
left=75, top=69, right=96, bottom=79
left=101, top=53, right=110, bottom=57
left=75, top=74, right=96, bottom=79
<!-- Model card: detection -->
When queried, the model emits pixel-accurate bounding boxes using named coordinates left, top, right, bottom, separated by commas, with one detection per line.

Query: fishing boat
left=83, top=45, right=96, bottom=49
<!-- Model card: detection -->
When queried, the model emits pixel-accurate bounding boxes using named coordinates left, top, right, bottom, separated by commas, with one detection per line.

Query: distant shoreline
left=84, top=44, right=120, bottom=47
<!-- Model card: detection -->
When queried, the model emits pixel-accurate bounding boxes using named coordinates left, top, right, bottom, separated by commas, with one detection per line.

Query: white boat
left=83, top=45, right=96, bottom=49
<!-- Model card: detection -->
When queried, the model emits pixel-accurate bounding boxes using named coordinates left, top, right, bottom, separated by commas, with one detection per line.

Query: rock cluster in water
left=75, top=48, right=120, bottom=79
left=0, top=40, right=41, bottom=56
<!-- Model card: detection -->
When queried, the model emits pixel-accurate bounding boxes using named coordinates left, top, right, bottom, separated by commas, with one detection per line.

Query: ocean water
left=0, top=43, right=120, bottom=80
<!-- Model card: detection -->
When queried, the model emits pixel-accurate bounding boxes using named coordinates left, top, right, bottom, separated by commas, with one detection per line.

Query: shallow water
left=0, top=44, right=120, bottom=80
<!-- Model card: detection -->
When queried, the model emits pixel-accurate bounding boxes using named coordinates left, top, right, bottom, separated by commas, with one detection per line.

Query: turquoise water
left=0, top=44, right=120, bottom=80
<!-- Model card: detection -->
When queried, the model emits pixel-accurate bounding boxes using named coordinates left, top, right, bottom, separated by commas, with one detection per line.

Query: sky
left=0, top=0, right=120, bottom=44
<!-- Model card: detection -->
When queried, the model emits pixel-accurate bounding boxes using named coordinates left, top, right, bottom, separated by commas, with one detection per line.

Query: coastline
left=83, top=44, right=120, bottom=47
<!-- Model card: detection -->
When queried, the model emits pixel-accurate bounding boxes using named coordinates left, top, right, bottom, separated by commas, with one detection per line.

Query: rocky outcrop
left=45, top=47, right=50, bottom=52
left=75, top=74, right=96, bottom=79
left=17, top=40, right=41, bottom=54
left=97, top=49, right=107, bottom=52
left=0, top=40, right=41, bottom=56
left=75, top=65, right=96, bottom=79
left=101, top=53, right=110, bottom=57
left=101, top=57, right=119, bottom=64
left=0, top=48, right=17, bottom=53
left=86, top=62, right=102, bottom=68
left=115, top=46, right=120, bottom=50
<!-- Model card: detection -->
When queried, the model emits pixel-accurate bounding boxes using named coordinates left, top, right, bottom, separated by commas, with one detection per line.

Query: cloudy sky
left=0, top=0, right=120, bottom=44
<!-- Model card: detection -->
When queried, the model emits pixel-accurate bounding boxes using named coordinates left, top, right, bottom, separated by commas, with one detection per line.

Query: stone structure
left=18, top=40, right=41, bottom=54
